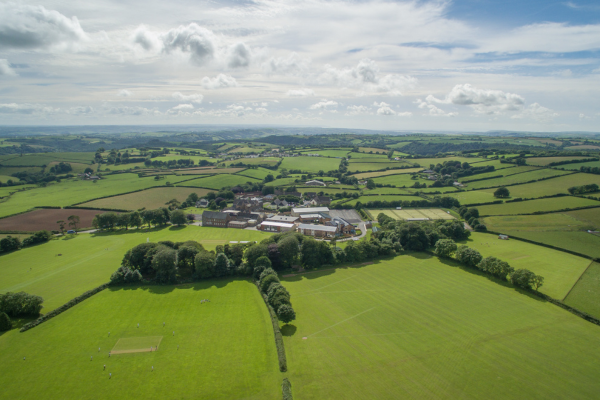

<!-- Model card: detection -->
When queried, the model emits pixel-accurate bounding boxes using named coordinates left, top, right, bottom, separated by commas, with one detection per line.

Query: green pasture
left=352, top=167, right=422, bottom=180
left=0, top=185, right=37, bottom=198
left=345, top=195, right=424, bottom=206
left=467, top=159, right=517, bottom=169
left=526, top=157, right=592, bottom=166
left=372, top=174, right=429, bottom=187
left=565, top=208, right=600, bottom=228
left=494, top=231, right=600, bottom=260
left=0, top=152, right=95, bottom=166
left=347, top=162, right=407, bottom=173
left=264, top=177, right=298, bottom=187
left=464, top=169, right=572, bottom=189
left=180, top=174, right=262, bottom=190
left=0, top=174, right=192, bottom=218
left=279, top=157, right=341, bottom=173
left=0, top=280, right=281, bottom=399
left=364, top=187, right=413, bottom=195
left=282, top=256, right=600, bottom=399
left=410, top=156, right=485, bottom=167
left=564, top=262, right=600, bottom=317
left=225, top=157, right=281, bottom=167
left=234, top=167, right=274, bottom=180
left=462, top=232, right=590, bottom=299
left=81, top=187, right=211, bottom=211
left=0, top=174, right=16, bottom=183
left=0, top=166, right=45, bottom=175
left=459, top=166, right=532, bottom=182
left=481, top=213, right=592, bottom=232
left=386, top=141, right=411, bottom=148
left=0, top=226, right=272, bottom=312
left=300, top=149, right=350, bottom=158
left=559, top=160, right=600, bottom=170
left=100, top=162, right=147, bottom=171
left=477, top=196, right=600, bottom=216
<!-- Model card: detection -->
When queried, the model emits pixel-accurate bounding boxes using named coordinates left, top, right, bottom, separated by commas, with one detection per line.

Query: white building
left=291, top=207, right=330, bottom=216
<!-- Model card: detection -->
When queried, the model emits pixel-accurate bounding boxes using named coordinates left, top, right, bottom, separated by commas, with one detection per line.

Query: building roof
left=298, top=224, right=338, bottom=232
left=299, top=214, right=322, bottom=219
left=229, top=220, right=248, bottom=226
left=305, top=180, right=326, bottom=186
left=203, top=211, right=229, bottom=220
left=267, top=215, right=298, bottom=222
left=259, top=221, right=296, bottom=228
left=293, top=207, right=330, bottom=214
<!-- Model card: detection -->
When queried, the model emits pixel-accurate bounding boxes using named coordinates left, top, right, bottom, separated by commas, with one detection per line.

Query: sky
left=1, top=0, right=600, bottom=132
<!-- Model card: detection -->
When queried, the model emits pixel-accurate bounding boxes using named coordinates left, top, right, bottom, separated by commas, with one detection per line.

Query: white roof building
left=266, top=215, right=299, bottom=223
left=292, top=207, right=330, bottom=216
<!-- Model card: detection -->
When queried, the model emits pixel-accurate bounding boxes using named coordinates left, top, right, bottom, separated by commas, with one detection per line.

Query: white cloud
left=415, top=99, right=457, bottom=117
left=255, top=107, right=268, bottom=113
left=286, top=88, right=315, bottom=97
left=66, top=106, right=93, bottom=115
left=0, top=59, right=17, bottom=76
left=0, top=103, right=59, bottom=114
left=426, top=84, right=525, bottom=115
left=262, top=52, right=311, bottom=76
left=512, top=103, right=558, bottom=122
left=309, top=100, right=338, bottom=110
left=171, top=104, right=194, bottom=110
left=345, top=105, right=372, bottom=116
left=117, top=89, right=133, bottom=97
left=201, top=74, right=238, bottom=89
left=132, top=25, right=162, bottom=52
left=161, top=23, right=216, bottom=65
left=108, top=106, right=159, bottom=116
left=172, top=92, right=204, bottom=104
left=227, top=43, right=252, bottom=68
left=0, top=3, right=87, bottom=50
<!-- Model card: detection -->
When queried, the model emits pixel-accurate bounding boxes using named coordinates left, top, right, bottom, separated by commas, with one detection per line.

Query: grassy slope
left=282, top=256, right=600, bottom=399
left=564, top=262, right=600, bottom=317
left=477, top=196, right=600, bottom=216
left=0, top=226, right=272, bottom=312
left=181, top=174, right=262, bottom=190
left=80, top=187, right=212, bottom=210
left=0, top=280, right=281, bottom=399
left=279, top=157, right=341, bottom=173
left=464, top=169, right=572, bottom=190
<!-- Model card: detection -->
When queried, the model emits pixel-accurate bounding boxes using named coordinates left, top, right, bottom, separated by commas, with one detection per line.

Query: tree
left=228, top=244, right=245, bottom=266
left=171, top=210, right=187, bottom=226
left=67, top=215, right=80, bottom=232
left=117, top=213, right=131, bottom=230
left=0, top=292, right=44, bottom=316
left=0, top=312, right=11, bottom=331
left=300, top=238, right=321, bottom=268
left=0, top=236, right=21, bottom=253
left=277, top=236, right=299, bottom=268
left=194, top=251, right=215, bottom=278
left=398, top=223, right=430, bottom=251
left=366, top=179, right=376, bottom=189
left=455, top=245, right=483, bottom=268
left=214, top=253, right=231, bottom=277
left=84, top=167, right=94, bottom=174
left=276, top=304, right=296, bottom=324
left=56, top=220, right=66, bottom=235
left=218, top=200, right=227, bottom=209
left=142, top=210, right=155, bottom=227
left=533, top=275, right=544, bottom=291
left=151, top=248, right=177, bottom=283
left=434, top=239, right=457, bottom=258
left=255, top=256, right=272, bottom=271
left=245, top=244, right=268, bottom=268
left=477, top=256, right=513, bottom=279
left=129, top=211, right=142, bottom=229
left=267, top=243, right=283, bottom=270
left=260, top=274, right=279, bottom=293
left=264, top=174, right=275, bottom=182
left=494, top=186, right=510, bottom=198
left=177, top=246, right=200, bottom=270
left=510, top=269, right=537, bottom=289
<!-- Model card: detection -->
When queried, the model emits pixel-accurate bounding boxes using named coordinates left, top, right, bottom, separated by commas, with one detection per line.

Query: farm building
left=202, top=211, right=230, bottom=227
left=305, top=180, right=326, bottom=186
left=196, top=199, right=209, bottom=208
left=292, top=207, right=330, bottom=216
left=297, top=223, right=338, bottom=238
left=499, top=234, right=509, bottom=240
left=257, top=221, right=296, bottom=233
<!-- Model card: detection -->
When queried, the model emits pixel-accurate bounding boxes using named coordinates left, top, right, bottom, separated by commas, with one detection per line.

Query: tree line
left=0, top=231, right=53, bottom=254
left=0, top=292, right=45, bottom=331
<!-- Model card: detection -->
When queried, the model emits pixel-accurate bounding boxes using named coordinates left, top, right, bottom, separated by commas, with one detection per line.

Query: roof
left=203, top=211, right=229, bottom=220
left=299, top=214, right=322, bottom=219
left=267, top=215, right=298, bottom=222
left=293, top=207, right=330, bottom=214
left=259, top=221, right=296, bottom=228
left=305, top=180, right=326, bottom=185
left=298, top=224, right=338, bottom=232
left=229, top=220, right=248, bottom=226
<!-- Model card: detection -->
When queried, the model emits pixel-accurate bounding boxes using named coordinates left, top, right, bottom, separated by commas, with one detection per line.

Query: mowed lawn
left=0, top=280, right=281, bottom=399
left=281, top=256, right=600, bottom=399
left=0, top=226, right=273, bottom=312
left=564, top=262, right=600, bottom=318
left=461, top=233, right=590, bottom=299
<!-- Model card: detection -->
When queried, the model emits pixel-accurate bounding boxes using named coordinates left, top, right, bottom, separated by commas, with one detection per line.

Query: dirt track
left=0, top=208, right=115, bottom=232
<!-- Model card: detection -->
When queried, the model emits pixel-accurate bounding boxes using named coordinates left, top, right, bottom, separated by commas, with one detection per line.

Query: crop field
left=373, top=208, right=454, bottom=220
left=464, top=169, right=572, bottom=189
left=0, top=226, right=272, bottom=312
left=525, top=157, right=592, bottom=166
left=566, top=145, right=600, bottom=150
left=182, top=174, right=262, bottom=190
left=481, top=213, right=593, bottom=232
left=227, top=146, right=259, bottom=153
left=477, top=196, right=600, bottom=216
left=234, top=167, right=274, bottom=180
left=0, top=174, right=194, bottom=218
left=357, top=147, right=388, bottom=153
left=279, top=156, right=341, bottom=173
left=0, top=280, right=281, bottom=399
left=462, top=232, right=589, bottom=299
left=0, top=208, right=111, bottom=232
left=564, top=262, right=600, bottom=317
left=351, top=167, right=422, bottom=179
left=80, top=187, right=211, bottom=211
left=282, top=256, right=600, bottom=399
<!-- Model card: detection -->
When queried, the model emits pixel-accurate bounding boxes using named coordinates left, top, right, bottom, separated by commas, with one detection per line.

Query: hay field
left=526, top=157, right=592, bottom=166
left=0, top=208, right=112, bottom=232
left=564, top=262, right=600, bottom=317
left=464, top=169, right=572, bottom=189
left=279, top=157, right=340, bottom=173
left=234, top=167, right=274, bottom=180
left=282, top=256, right=600, bottom=399
left=352, top=167, right=422, bottom=179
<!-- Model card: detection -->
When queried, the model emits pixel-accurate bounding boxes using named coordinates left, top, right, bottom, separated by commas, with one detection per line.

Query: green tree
left=213, top=253, right=231, bottom=277
left=398, top=223, right=430, bottom=251
left=56, top=220, right=66, bottom=235
left=255, top=256, right=272, bottom=271
left=494, top=186, right=510, bottom=198
left=117, top=213, right=131, bottom=230
left=366, top=179, right=376, bottom=189
left=129, top=211, right=142, bottom=229
left=276, top=304, right=296, bottom=324
left=151, top=248, right=178, bottom=283
left=477, top=256, right=514, bottom=279
left=67, top=215, right=80, bottom=232
left=194, top=251, right=215, bottom=279
left=533, top=275, right=544, bottom=291
left=245, top=244, right=268, bottom=268
left=434, top=239, right=457, bottom=258
left=171, top=210, right=187, bottom=226
left=455, top=245, right=483, bottom=268
left=177, top=246, right=200, bottom=270
left=0, top=312, right=11, bottom=331
left=260, top=274, right=279, bottom=293
left=300, top=238, right=321, bottom=268
left=0, top=236, right=21, bottom=253
left=277, top=236, right=299, bottom=268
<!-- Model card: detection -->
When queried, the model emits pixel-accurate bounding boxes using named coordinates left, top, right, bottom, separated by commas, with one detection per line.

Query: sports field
left=80, top=187, right=211, bottom=211
left=282, top=256, right=600, bottom=399
left=374, top=208, right=454, bottom=220
left=0, top=280, right=281, bottom=399
left=0, top=226, right=272, bottom=312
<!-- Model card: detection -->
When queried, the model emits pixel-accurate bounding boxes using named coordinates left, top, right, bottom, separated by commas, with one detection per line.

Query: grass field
left=372, top=174, right=429, bottom=187
left=279, top=157, right=340, bottom=173
left=347, top=162, right=408, bottom=173
left=459, top=166, right=533, bottom=182
left=564, top=262, right=600, bottom=317
left=300, top=149, right=350, bottom=158
left=177, top=167, right=245, bottom=175
left=462, top=232, right=590, bottom=299
left=526, top=157, right=592, bottom=166
left=565, top=208, right=600, bottom=228
left=559, top=160, right=600, bottom=170
left=225, top=157, right=281, bottom=167
left=344, top=195, right=424, bottom=206
left=234, top=167, right=274, bottom=180
left=0, top=280, right=281, bottom=399
left=373, top=208, right=454, bottom=220
left=352, top=168, right=422, bottom=179
left=464, top=169, right=572, bottom=189
left=477, top=196, right=600, bottom=216
left=0, top=152, right=95, bottom=166
left=179, top=174, right=262, bottom=190
left=282, top=256, right=600, bottom=399
left=80, top=187, right=211, bottom=211
left=468, top=159, right=519, bottom=170
left=0, top=226, right=272, bottom=312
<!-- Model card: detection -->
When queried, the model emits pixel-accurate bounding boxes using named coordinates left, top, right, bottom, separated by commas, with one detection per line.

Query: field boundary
left=254, top=281, right=287, bottom=372
left=480, top=204, right=600, bottom=217
left=562, top=260, right=595, bottom=302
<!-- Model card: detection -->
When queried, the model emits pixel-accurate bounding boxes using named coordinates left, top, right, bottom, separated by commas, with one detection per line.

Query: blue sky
left=0, top=0, right=599, bottom=131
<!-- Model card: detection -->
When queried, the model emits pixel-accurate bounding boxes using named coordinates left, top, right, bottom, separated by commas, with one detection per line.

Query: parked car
left=67, top=230, right=76, bottom=234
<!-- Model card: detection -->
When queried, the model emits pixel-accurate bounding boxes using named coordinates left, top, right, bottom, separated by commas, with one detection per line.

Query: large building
left=291, top=207, right=330, bottom=216
left=257, top=221, right=296, bottom=233
left=202, top=211, right=230, bottom=227
left=266, top=215, right=299, bottom=224
left=297, top=223, right=338, bottom=238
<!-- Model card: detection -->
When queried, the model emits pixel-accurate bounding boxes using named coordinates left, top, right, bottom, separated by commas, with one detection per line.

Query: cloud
left=227, top=43, right=252, bottom=68
left=0, top=103, right=59, bottom=114
left=66, top=106, right=93, bottom=115
left=172, top=104, right=194, bottom=110
left=345, top=105, right=372, bottom=116
left=117, top=89, right=133, bottom=97
left=0, top=59, right=17, bottom=76
left=262, top=52, right=311, bottom=75
left=318, top=59, right=417, bottom=95
left=286, top=88, right=315, bottom=97
left=372, top=101, right=411, bottom=116
left=511, top=103, right=558, bottom=122
left=172, top=92, right=204, bottom=104
left=132, top=25, right=162, bottom=52
left=108, top=106, right=159, bottom=116
left=309, top=100, right=338, bottom=110
left=160, top=23, right=216, bottom=65
left=426, top=84, right=525, bottom=115
left=0, top=2, right=86, bottom=50
left=415, top=99, right=457, bottom=117
left=201, top=74, right=238, bottom=89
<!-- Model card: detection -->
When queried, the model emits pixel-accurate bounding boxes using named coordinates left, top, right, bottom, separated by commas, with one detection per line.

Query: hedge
left=64, top=206, right=129, bottom=212
left=20, top=283, right=109, bottom=332
left=282, top=378, right=293, bottom=400
left=254, top=281, right=287, bottom=372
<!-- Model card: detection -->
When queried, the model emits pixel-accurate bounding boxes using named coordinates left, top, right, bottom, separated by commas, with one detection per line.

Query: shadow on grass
left=90, top=225, right=172, bottom=238
left=0, top=316, right=36, bottom=337
left=281, top=324, right=297, bottom=337
left=280, top=257, right=390, bottom=282
left=108, top=277, right=244, bottom=295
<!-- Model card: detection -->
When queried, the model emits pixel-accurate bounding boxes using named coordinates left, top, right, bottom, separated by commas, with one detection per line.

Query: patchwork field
left=352, top=167, right=422, bottom=180
left=0, top=280, right=281, bottom=399
left=0, top=208, right=111, bottom=232
left=526, top=157, right=593, bottom=166
left=234, top=167, right=274, bottom=180
left=374, top=208, right=454, bottom=220
left=347, top=162, right=408, bottom=173
left=177, top=167, right=245, bottom=175
left=180, top=174, right=262, bottom=190
left=282, top=256, right=600, bottom=399
left=372, top=174, right=429, bottom=187
left=477, top=196, right=600, bottom=216
left=80, top=187, right=211, bottom=211
left=0, top=226, right=272, bottom=312
left=463, top=169, right=572, bottom=189
left=279, top=157, right=341, bottom=173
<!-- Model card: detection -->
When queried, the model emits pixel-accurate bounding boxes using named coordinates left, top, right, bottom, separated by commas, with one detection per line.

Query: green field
left=559, top=160, right=600, bottom=170
left=0, top=226, right=272, bottom=312
left=373, top=174, right=430, bottom=187
left=352, top=167, right=422, bottom=179
left=282, top=256, right=600, bottom=399
left=181, top=174, right=262, bottom=190
left=464, top=169, right=572, bottom=189
left=459, top=166, right=533, bottom=182
left=300, top=149, right=350, bottom=158
left=234, top=167, right=274, bottom=180
left=526, top=157, right=592, bottom=166
left=0, top=152, right=95, bottom=166
left=0, top=280, right=281, bottom=399
left=80, top=187, right=212, bottom=210
left=225, top=157, right=281, bottom=167
left=344, top=195, right=424, bottom=206
left=564, top=262, right=600, bottom=317
left=279, top=157, right=341, bottom=173
left=347, top=162, right=408, bottom=173
left=477, top=196, right=600, bottom=216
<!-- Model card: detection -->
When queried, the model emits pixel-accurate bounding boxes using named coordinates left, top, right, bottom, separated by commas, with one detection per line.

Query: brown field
left=80, top=187, right=211, bottom=211
left=0, top=208, right=111, bottom=232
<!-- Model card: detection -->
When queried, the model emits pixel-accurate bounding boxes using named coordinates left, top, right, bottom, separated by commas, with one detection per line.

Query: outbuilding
left=257, top=221, right=296, bottom=233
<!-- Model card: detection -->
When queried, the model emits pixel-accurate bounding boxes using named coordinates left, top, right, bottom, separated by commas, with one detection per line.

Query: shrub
left=110, top=266, right=142, bottom=284
left=22, top=230, right=52, bottom=247
left=282, top=378, right=293, bottom=400
left=0, top=312, right=11, bottom=331
left=0, top=236, right=21, bottom=253
left=0, top=292, right=44, bottom=316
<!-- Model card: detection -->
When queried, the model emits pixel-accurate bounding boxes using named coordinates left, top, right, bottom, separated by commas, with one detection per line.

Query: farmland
left=347, top=162, right=408, bottom=173
left=279, top=156, right=341, bottom=173
left=477, top=196, right=600, bottom=216
left=341, top=195, right=424, bottom=206
left=351, top=167, right=422, bottom=179
left=463, top=168, right=572, bottom=189
left=80, top=187, right=211, bottom=211
left=282, top=256, right=600, bottom=399
left=0, top=208, right=111, bottom=232
left=373, top=208, right=455, bottom=220
left=0, top=280, right=281, bottom=400
left=564, top=262, right=600, bottom=317
left=179, top=174, right=262, bottom=190
left=526, top=157, right=592, bottom=166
